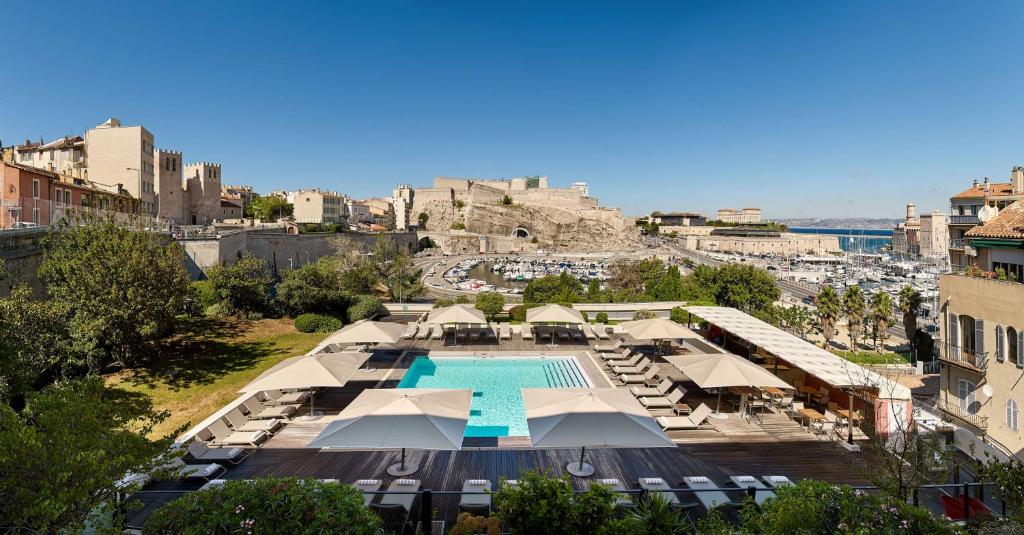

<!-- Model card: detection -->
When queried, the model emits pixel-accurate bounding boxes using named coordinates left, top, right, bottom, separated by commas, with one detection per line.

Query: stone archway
left=512, top=227, right=530, bottom=239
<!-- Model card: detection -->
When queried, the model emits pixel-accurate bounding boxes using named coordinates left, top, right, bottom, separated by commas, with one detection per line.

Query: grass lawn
left=105, top=316, right=323, bottom=439
left=831, top=349, right=911, bottom=365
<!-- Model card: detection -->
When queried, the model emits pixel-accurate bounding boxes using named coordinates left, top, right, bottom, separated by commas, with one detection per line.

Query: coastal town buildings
left=0, top=161, right=139, bottom=228
left=11, top=136, right=86, bottom=177
left=285, top=188, right=348, bottom=225
left=183, top=162, right=223, bottom=225
left=391, top=184, right=414, bottom=230
left=947, top=170, right=1024, bottom=272
left=892, top=203, right=921, bottom=256
left=716, top=207, right=762, bottom=224
left=650, top=211, right=706, bottom=227
left=222, top=184, right=257, bottom=215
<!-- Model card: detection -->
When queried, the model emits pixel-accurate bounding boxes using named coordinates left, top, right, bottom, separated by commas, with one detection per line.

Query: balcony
left=950, top=215, right=980, bottom=225
left=939, top=344, right=988, bottom=373
left=949, top=238, right=965, bottom=250
left=935, top=397, right=988, bottom=431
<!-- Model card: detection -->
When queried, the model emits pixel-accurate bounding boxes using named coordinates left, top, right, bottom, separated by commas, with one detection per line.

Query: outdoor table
left=797, top=385, right=818, bottom=400
left=836, top=409, right=860, bottom=424
left=762, top=386, right=785, bottom=397
left=799, top=408, right=825, bottom=428
left=672, top=403, right=693, bottom=416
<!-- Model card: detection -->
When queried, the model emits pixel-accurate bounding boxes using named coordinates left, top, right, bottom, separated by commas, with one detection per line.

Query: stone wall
left=683, top=232, right=841, bottom=255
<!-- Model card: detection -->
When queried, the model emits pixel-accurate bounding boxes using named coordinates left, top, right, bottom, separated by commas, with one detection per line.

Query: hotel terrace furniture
left=600, top=348, right=634, bottom=361
left=242, top=397, right=298, bottom=419
left=199, top=479, right=228, bottom=491
left=403, top=323, right=419, bottom=339
left=592, top=324, right=611, bottom=340
left=637, top=478, right=683, bottom=507
left=224, top=408, right=284, bottom=434
left=682, top=476, right=743, bottom=510
left=241, top=352, right=369, bottom=420
left=163, top=457, right=227, bottom=482
left=500, top=323, right=512, bottom=340
left=259, top=389, right=311, bottom=406
left=619, top=318, right=696, bottom=356
left=459, top=479, right=493, bottom=512
left=373, top=479, right=422, bottom=514
left=617, top=368, right=659, bottom=385
left=592, top=478, right=633, bottom=508
left=582, top=324, right=598, bottom=340
left=605, top=353, right=645, bottom=368
left=799, top=407, right=825, bottom=429
left=672, top=402, right=693, bottom=415
left=763, top=475, right=795, bottom=488
left=354, top=479, right=383, bottom=507
left=417, top=325, right=432, bottom=340
left=200, top=420, right=270, bottom=447
left=431, top=325, right=444, bottom=340
left=594, top=338, right=626, bottom=352
left=630, top=378, right=676, bottom=398
left=797, top=385, right=819, bottom=400
left=639, top=388, right=685, bottom=409
left=664, top=353, right=792, bottom=418
left=812, top=411, right=839, bottom=438
left=727, top=476, right=775, bottom=506
left=521, top=323, right=534, bottom=339
left=656, top=403, right=714, bottom=430
left=612, top=358, right=653, bottom=375
left=186, top=440, right=249, bottom=464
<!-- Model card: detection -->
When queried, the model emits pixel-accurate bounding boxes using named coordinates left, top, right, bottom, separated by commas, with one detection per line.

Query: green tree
left=417, top=211, right=429, bottom=229
left=787, top=305, right=813, bottom=340
left=669, top=306, right=688, bottom=325
left=246, top=195, right=293, bottom=222
left=38, top=217, right=190, bottom=370
left=275, top=257, right=348, bottom=316
left=523, top=272, right=584, bottom=304
left=651, top=265, right=683, bottom=301
left=474, top=291, right=506, bottom=320
left=206, top=253, right=274, bottom=315
left=899, top=285, right=923, bottom=359
left=703, top=264, right=780, bottom=316
left=144, top=478, right=382, bottom=534
left=367, top=238, right=424, bottom=302
left=0, top=379, right=177, bottom=533
left=816, top=286, right=841, bottom=349
left=433, top=297, right=455, bottom=308
left=347, top=295, right=387, bottom=321
left=585, top=279, right=604, bottom=302
left=0, top=287, right=74, bottom=404
left=843, top=286, right=866, bottom=350
left=870, top=291, right=894, bottom=350
left=494, top=470, right=617, bottom=535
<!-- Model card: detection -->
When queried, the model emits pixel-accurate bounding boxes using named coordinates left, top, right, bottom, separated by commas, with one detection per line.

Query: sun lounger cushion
left=466, top=479, right=489, bottom=485
left=640, top=478, right=666, bottom=486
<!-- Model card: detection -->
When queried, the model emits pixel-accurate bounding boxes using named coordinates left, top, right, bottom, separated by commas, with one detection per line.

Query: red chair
left=940, top=494, right=994, bottom=521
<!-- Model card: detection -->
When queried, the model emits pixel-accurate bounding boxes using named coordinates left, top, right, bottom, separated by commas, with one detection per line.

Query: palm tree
left=870, top=291, right=894, bottom=351
left=816, top=286, right=841, bottom=349
left=899, top=285, right=923, bottom=359
left=843, top=286, right=866, bottom=351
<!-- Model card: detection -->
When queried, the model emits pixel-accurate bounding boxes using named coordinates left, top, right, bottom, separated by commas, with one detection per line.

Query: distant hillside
left=773, top=217, right=901, bottom=230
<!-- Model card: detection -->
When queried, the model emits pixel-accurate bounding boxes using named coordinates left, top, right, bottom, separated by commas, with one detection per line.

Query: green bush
left=509, top=303, right=541, bottom=322
left=206, top=253, right=274, bottom=314
left=347, top=295, right=386, bottom=321
left=275, top=258, right=348, bottom=316
left=669, top=306, right=687, bottom=324
left=294, top=313, right=343, bottom=333
left=632, top=309, right=657, bottom=320
left=451, top=221, right=466, bottom=230
left=494, top=470, right=617, bottom=535
left=595, top=311, right=609, bottom=323
left=204, top=302, right=232, bottom=318
left=190, top=280, right=219, bottom=311
left=433, top=298, right=454, bottom=308
left=143, top=478, right=382, bottom=534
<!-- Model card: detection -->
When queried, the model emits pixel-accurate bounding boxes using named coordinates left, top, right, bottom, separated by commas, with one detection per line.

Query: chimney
left=983, top=176, right=990, bottom=192
left=906, top=203, right=916, bottom=220
left=973, top=178, right=979, bottom=187
left=1013, top=166, right=1024, bottom=194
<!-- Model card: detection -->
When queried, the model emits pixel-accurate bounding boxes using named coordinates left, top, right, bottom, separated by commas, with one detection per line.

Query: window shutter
left=976, top=319, right=985, bottom=357
left=996, top=326, right=1005, bottom=362
left=949, top=313, right=959, bottom=359
left=1019, top=330, right=1024, bottom=368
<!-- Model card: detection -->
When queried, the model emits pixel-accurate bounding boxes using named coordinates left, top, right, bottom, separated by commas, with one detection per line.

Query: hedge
left=294, top=313, right=343, bottom=333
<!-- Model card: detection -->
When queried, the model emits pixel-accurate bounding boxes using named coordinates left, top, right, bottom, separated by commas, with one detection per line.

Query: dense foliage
left=293, top=313, right=344, bottom=333
left=494, top=470, right=618, bottom=535
left=816, top=286, right=841, bottom=348
left=275, top=258, right=348, bottom=316
left=0, top=287, right=73, bottom=403
left=38, top=216, right=190, bottom=370
left=0, top=379, right=176, bottom=533
left=475, top=291, right=506, bottom=320
left=205, top=253, right=274, bottom=316
left=243, top=195, right=294, bottom=222
left=347, top=294, right=387, bottom=321
left=522, top=272, right=584, bottom=303
left=144, top=478, right=383, bottom=534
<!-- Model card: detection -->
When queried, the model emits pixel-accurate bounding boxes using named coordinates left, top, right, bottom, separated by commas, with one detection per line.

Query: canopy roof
left=523, top=388, right=675, bottom=449
left=685, top=306, right=910, bottom=399
left=619, top=318, right=695, bottom=341
left=526, top=304, right=586, bottom=324
left=240, top=352, right=368, bottom=393
left=427, top=304, right=487, bottom=325
left=310, top=320, right=407, bottom=354
left=307, top=388, right=473, bottom=450
left=664, top=353, right=791, bottom=390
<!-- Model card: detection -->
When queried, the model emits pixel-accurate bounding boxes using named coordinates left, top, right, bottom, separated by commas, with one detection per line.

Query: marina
left=437, top=257, right=611, bottom=293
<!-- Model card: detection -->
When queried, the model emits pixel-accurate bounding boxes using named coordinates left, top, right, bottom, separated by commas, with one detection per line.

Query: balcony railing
left=950, top=215, right=980, bottom=225
left=949, top=238, right=965, bottom=249
left=935, top=397, right=988, bottom=430
left=939, top=343, right=987, bottom=372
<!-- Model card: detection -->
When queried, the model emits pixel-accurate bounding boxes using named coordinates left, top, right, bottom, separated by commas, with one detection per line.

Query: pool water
left=398, top=356, right=590, bottom=437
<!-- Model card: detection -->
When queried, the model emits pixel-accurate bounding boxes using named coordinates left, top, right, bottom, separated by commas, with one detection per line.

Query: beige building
left=286, top=188, right=347, bottom=225
left=363, top=197, right=394, bottom=230
left=219, top=199, right=242, bottom=221
left=183, top=162, right=222, bottom=225
left=153, top=149, right=187, bottom=223
left=391, top=184, right=414, bottom=230
left=83, top=118, right=157, bottom=215
left=716, top=207, right=762, bottom=224
left=12, top=136, right=86, bottom=177
left=681, top=229, right=841, bottom=255
left=919, top=211, right=949, bottom=263
left=938, top=200, right=1024, bottom=459
left=891, top=203, right=921, bottom=256
left=948, top=169, right=1024, bottom=271
left=346, top=200, right=371, bottom=228
left=222, top=184, right=257, bottom=214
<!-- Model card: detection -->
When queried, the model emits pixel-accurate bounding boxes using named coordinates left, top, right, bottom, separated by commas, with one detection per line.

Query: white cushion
left=596, top=479, right=620, bottom=485
left=641, top=478, right=665, bottom=485
left=396, top=479, right=418, bottom=486
left=355, top=479, right=381, bottom=485
left=767, top=476, right=790, bottom=484
left=734, top=476, right=756, bottom=483
left=686, top=476, right=711, bottom=484
left=466, top=479, right=488, bottom=485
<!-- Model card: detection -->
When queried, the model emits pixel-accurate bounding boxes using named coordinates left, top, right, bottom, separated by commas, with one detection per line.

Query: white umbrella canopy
left=310, top=320, right=407, bottom=355
left=523, top=387, right=675, bottom=477
left=426, top=304, right=487, bottom=325
left=240, top=352, right=369, bottom=393
left=308, top=388, right=473, bottom=476
left=619, top=318, right=695, bottom=341
left=526, top=304, right=586, bottom=324
left=663, top=353, right=792, bottom=390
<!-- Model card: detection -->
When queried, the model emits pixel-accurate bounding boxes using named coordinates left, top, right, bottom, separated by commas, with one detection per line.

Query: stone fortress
left=407, top=176, right=640, bottom=253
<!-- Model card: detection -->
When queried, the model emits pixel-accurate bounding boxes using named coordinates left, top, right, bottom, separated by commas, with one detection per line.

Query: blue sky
left=1, top=1, right=1022, bottom=218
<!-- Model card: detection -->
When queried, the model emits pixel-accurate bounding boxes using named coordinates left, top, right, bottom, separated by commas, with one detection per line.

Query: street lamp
left=127, top=167, right=143, bottom=214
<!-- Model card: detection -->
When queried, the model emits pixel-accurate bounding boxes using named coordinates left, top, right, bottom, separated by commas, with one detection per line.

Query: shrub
left=190, top=280, right=219, bottom=311
left=474, top=291, right=505, bottom=320
left=433, top=298, right=455, bottom=308
left=494, top=470, right=616, bottom=535
left=509, top=303, right=541, bottom=322
left=206, top=253, right=273, bottom=314
left=451, top=221, right=466, bottom=230
left=449, top=512, right=500, bottom=535
left=595, top=311, right=609, bottom=323
left=348, top=295, right=386, bottom=321
left=144, top=478, right=382, bottom=534
left=204, top=302, right=232, bottom=318
left=632, top=309, right=657, bottom=320
left=274, top=258, right=347, bottom=315
left=669, top=306, right=687, bottom=324
left=294, top=313, right=343, bottom=333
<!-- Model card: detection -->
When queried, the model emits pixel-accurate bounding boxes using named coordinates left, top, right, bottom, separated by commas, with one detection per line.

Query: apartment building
left=0, top=161, right=138, bottom=228
left=12, top=136, right=86, bottom=177
left=286, top=188, right=347, bottom=225
left=222, top=184, right=257, bottom=213
left=716, top=207, right=761, bottom=224
left=153, top=149, right=187, bottom=223
left=84, top=118, right=157, bottom=215
left=938, top=199, right=1024, bottom=458
left=391, top=184, right=414, bottom=230
left=183, top=163, right=222, bottom=225
left=919, top=211, right=949, bottom=264
left=948, top=169, right=1024, bottom=271
left=363, top=198, right=395, bottom=230
left=346, top=200, right=371, bottom=228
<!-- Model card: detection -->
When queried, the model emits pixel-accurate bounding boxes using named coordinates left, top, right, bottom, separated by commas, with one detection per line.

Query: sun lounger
left=353, top=479, right=383, bottom=507
left=186, top=440, right=249, bottom=464
left=557, top=327, right=570, bottom=341
left=728, top=476, right=775, bottom=505
left=403, top=323, right=419, bottom=339
left=657, top=403, right=713, bottom=430
left=165, top=457, right=226, bottom=481
left=582, top=324, right=597, bottom=340
left=639, top=389, right=685, bottom=409
left=486, top=326, right=498, bottom=340
left=522, top=324, right=533, bottom=340
left=203, top=420, right=269, bottom=447
left=593, top=324, right=611, bottom=340
left=617, top=367, right=659, bottom=385
left=259, top=389, right=311, bottom=406
left=417, top=324, right=432, bottom=340
left=539, top=329, right=552, bottom=342
left=242, top=397, right=298, bottom=419
left=762, top=475, right=794, bottom=488
left=570, top=327, right=585, bottom=341
left=460, top=479, right=492, bottom=512
left=592, top=478, right=633, bottom=508
left=600, top=349, right=634, bottom=362
left=431, top=325, right=444, bottom=340
left=374, top=479, right=421, bottom=513
left=612, top=359, right=653, bottom=375
left=594, top=338, right=625, bottom=352
left=605, top=353, right=644, bottom=367
left=199, top=478, right=229, bottom=490
left=631, top=378, right=676, bottom=398
left=224, top=408, right=284, bottom=434
left=501, top=479, right=519, bottom=489
left=683, top=476, right=742, bottom=510
left=637, top=477, right=681, bottom=507
left=501, top=323, right=512, bottom=340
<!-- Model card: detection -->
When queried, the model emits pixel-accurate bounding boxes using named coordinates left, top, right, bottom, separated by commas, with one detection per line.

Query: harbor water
left=790, top=227, right=892, bottom=253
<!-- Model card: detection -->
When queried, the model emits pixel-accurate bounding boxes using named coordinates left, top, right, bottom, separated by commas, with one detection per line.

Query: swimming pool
left=398, top=356, right=590, bottom=437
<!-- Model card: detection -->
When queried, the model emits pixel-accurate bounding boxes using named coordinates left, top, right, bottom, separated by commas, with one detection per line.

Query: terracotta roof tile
left=966, top=200, right=1024, bottom=239
left=951, top=182, right=1015, bottom=199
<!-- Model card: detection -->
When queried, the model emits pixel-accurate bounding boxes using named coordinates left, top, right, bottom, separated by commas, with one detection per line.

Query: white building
left=84, top=118, right=157, bottom=215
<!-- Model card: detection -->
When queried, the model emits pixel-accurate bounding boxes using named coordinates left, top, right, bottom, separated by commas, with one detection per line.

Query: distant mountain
left=773, top=217, right=901, bottom=230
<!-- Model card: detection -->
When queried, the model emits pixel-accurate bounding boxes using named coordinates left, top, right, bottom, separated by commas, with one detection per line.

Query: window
left=65, top=190, right=71, bottom=205
left=1008, top=400, right=1019, bottom=431
left=32, top=207, right=39, bottom=225
left=32, top=179, right=40, bottom=199
left=55, top=188, right=63, bottom=207
left=996, top=325, right=1005, bottom=362
left=960, top=315, right=976, bottom=355
left=1011, top=327, right=1021, bottom=367
left=958, top=380, right=978, bottom=414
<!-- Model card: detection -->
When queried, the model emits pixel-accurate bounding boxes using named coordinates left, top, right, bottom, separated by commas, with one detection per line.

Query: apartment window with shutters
left=55, top=188, right=62, bottom=207
left=996, top=325, right=1005, bottom=362
left=948, top=312, right=960, bottom=358
left=958, top=379, right=978, bottom=414
left=960, top=315, right=976, bottom=356
left=32, top=179, right=40, bottom=199
left=1010, top=327, right=1021, bottom=367
left=1007, top=400, right=1019, bottom=432
left=65, top=190, right=71, bottom=206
